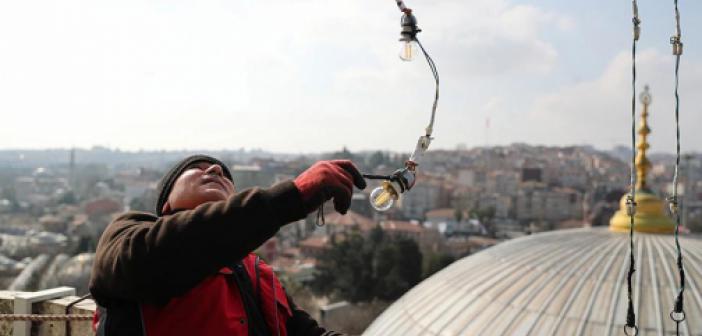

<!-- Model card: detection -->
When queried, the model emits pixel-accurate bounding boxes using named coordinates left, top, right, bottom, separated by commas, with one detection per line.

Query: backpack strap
left=230, top=261, right=271, bottom=336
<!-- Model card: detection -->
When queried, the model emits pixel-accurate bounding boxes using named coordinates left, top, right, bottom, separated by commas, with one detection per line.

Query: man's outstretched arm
left=90, top=181, right=307, bottom=306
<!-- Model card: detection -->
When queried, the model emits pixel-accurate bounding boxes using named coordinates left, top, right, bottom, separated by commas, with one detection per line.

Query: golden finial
left=636, top=85, right=652, bottom=190
left=610, top=85, right=676, bottom=234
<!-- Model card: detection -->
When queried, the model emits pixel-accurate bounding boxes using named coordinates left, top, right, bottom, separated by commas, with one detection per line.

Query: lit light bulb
left=399, top=40, right=418, bottom=62
left=370, top=181, right=398, bottom=211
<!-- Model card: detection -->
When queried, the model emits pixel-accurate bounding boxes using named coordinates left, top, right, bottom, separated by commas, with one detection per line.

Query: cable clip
left=671, top=1, right=683, bottom=56
left=670, top=36, right=683, bottom=56
left=670, top=310, right=685, bottom=322
left=623, top=324, right=638, bottom=336
left=632, top=0, right=641, bottom=41
left=626, top=194, right=637, bottom=216
left=668, top=196, right=679, bottom=216
left=632, top=18, right=641, bottom=41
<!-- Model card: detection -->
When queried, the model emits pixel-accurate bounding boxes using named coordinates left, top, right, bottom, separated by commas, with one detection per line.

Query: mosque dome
left=364, top=227, right=702, bottom=335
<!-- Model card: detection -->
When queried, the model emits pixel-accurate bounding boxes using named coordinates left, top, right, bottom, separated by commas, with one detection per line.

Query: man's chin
left=199, top=188, right=230, bottom=202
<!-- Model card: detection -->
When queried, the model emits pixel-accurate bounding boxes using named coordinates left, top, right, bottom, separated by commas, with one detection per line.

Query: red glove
left=294, top=160, right=367, bottom=214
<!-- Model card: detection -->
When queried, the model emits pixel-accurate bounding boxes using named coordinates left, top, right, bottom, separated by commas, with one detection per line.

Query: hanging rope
left=668, top=0, right=686, bottom=332
left=316, top=201, right=326, bottom=227
left=623, top=1, right=640, bottom=335
left=315, top=188, right=327, bottom=226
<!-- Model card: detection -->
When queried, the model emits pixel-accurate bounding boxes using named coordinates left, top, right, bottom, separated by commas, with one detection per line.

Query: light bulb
left=399, top=40, right=418, bottom=62
left=369, top=182, right=398, bottom=211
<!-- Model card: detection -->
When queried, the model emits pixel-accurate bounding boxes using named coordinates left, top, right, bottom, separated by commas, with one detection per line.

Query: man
left=89, top=155, right=367, bottom=335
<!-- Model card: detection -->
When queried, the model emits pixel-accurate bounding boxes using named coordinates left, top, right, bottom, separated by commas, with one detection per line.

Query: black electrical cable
left=416, top=37, right=439, bottom=137
left=669, top=0, right=686, bottom=332
left=626, top=39, right=637, bottom=331
left=624, top=2, right=640, bottom=335
left=362, top=174, right=393, bottom=180
left=360, top=4, right=440, bottom=183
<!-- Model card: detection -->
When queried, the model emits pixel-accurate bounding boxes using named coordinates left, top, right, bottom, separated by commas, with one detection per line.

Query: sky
left=0, top=0, right=700, bottom=154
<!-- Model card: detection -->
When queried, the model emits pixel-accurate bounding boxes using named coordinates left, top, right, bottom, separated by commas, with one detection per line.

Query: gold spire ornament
left=635, top=86, right=652, bottom=190
left=610, top=86, right=676, bottom=234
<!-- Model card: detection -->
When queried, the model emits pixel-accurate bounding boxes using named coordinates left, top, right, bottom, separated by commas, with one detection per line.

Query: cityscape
left=0, top=143, right=700, bottom=332
left=1, top=0, right=701, bottom=334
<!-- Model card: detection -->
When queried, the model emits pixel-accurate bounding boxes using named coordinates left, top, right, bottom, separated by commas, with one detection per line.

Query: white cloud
left=0, top=0, right=571, bottom=152
left=420, top=1, right=569, bottom=77
left=525, top=49, right=702, bottom=152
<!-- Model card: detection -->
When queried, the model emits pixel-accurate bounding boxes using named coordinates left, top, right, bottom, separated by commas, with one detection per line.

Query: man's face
left=162, top=162, right=235, bottom=214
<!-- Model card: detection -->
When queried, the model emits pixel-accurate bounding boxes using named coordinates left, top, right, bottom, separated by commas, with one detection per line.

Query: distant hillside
left=0, top=147, right=295, bottom=169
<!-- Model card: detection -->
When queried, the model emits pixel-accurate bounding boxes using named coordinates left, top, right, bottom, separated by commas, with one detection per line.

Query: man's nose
left=204, top=164, right=224, bottom=177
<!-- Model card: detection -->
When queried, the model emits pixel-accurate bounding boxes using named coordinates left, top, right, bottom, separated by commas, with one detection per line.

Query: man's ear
left=162, top=201, right=172, bottom=215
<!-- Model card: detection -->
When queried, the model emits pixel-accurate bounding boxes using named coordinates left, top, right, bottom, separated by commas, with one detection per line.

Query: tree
left=0, top=186, right=19, bottom=211
left=129, top=197, right=150, bottom=212
left=373, top=239, right=422, bottom=300
left=471, top=206, right=496, bottom=235
left=423, top=252, right=456, bottom=278
left=367, top=151, right=386, bottom=169
left=311, top=230, right=423, bottom=303
left=454, top=208, right=464, bottom=222
left=57, top=190, right=77, bottom=205
left=311, top=234, right=375, bottom=302
left=471, top=207, right=496, bottom=222
left=328, top=147, right=357, bottom=161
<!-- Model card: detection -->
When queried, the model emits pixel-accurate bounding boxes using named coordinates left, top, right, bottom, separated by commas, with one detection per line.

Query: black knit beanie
left=155, top=155, right=233, bottom=216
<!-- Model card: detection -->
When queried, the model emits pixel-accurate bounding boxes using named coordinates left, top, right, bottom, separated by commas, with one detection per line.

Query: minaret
left=69, top=148, right=76, bottom=190
left=610, top=85, right=675, bottom=233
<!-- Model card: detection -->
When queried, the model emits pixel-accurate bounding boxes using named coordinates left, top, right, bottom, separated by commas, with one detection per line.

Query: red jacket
left=95, top=254, right=292, bottom=336
left=142, top=254, right=291, bottom=336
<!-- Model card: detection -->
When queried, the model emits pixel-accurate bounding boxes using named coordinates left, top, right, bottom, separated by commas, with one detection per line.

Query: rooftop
left=323, top=211, right=375, bottom=232
left=380, top=221, right=423, bottom=234
left=365, top=227, right=702, bottom=335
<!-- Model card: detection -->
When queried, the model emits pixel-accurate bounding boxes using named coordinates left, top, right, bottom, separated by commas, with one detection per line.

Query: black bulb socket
left=400, top=12, right=421, bottom=42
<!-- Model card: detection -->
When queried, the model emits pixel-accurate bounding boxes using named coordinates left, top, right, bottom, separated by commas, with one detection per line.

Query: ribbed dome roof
left=364, top=227, right=702, bottom=335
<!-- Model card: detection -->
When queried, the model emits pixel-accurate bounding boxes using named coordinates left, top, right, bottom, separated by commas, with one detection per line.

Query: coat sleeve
left=285, top=294, right=345, bottom=336
left=89, top=181, right=308, bottom=306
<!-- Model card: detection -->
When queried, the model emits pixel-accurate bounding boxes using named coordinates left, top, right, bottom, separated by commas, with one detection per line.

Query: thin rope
left=624, top=1, right=640, bottom=334
left=316, top=201, right=326, bottom=227
left=669, top=0, right=686, bottom=332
